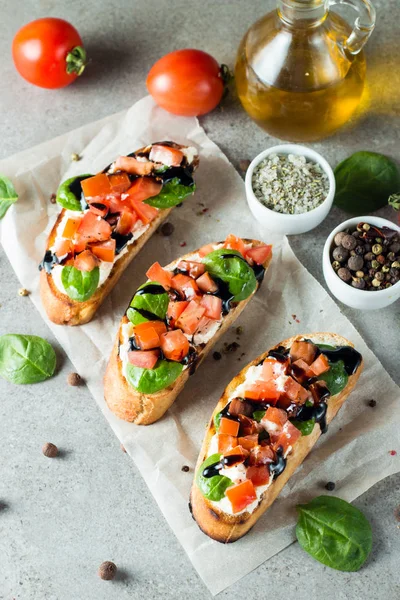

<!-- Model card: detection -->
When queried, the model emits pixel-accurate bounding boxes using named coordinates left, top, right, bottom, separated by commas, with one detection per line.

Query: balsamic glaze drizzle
left=111, top=231, right=133, bottom=254
left=269, top=447, right=286, bottom=477
left=317, top=346, right=362, bottom=375
left=134, top=284, right=166, bottom=297
left=38, top=250, right=59, bottom=273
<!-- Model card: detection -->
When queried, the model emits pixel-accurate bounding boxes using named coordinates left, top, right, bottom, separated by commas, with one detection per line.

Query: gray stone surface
left=0, top=0, right=399, bottom=598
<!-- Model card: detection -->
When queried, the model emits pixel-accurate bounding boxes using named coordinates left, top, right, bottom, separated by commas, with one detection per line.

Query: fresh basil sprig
left=127, top=281, right=169, bottom=325
left=334, top=151, right=400, bottom=215
left=203, top=249, right=257, bottom=303
left=253, top=410, right=266, bottom=422
left=296, top=496, right=372, bottom=572
left=319, top=359, right=348, bottom=396
left=0, top=174, right=18, bottom=219
left=291, top=418, right=315, bottom=436
left=61, top=266, right=100, bottom=302
left=56, top=174, right=93, bottom=211
left=126, top=359, right=183, bottom=394
left=214, top=411, right=222, bottom=430
left=0, top=334, right=56, bottom=384
left=196, top=453, right=233, bottom=501
left=144, top=177, right=195, bottom=209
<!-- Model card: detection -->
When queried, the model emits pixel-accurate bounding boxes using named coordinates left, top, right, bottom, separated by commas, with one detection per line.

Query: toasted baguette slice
left=190, top=333, right=363, bottom=543
left=104, top=239, right=273, bottom=425
left=40, top=142, right=199, bottom=326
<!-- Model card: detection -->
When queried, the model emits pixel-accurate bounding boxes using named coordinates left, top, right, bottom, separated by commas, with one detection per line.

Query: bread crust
left=190, top=333, right=364, bottom=543
left=104, top=240, right=273, bottom=425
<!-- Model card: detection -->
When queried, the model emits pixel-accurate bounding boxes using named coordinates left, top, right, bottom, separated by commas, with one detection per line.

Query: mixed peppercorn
left=331, top=222, right=400, bottom=290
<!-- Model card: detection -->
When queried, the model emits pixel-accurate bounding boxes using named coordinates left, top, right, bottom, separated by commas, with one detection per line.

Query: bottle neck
left=277, top=0, right=329, bottom=27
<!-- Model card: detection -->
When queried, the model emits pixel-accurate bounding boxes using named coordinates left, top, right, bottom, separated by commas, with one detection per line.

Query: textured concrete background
left=0, top=1, right=399, bottom=599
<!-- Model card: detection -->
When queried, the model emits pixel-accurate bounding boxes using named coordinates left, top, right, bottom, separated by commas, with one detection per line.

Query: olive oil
left=235, top=3, right=373, bottom=142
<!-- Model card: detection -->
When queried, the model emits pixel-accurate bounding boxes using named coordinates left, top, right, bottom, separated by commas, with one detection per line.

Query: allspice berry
left=18, top=288, right=29, bottom=297
left=67, top=372, right=82, bottom=386
left=42, top=443, right=58, bottom=458
left=98, top=561, right=117, bottom=581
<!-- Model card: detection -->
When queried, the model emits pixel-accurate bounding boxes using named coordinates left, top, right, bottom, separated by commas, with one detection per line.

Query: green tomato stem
left=65, top=46, right=87, bottom=76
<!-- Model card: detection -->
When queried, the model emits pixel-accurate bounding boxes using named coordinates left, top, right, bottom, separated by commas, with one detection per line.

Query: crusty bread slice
left=190, top=333, right=363, bottom=543
left=104, top=240, right=272, bottom=425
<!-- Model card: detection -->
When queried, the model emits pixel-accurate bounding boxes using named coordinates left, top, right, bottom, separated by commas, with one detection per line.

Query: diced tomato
left=78, top=212, right=112, bottom=243
left=248, top=444, right=275, bottom=466
left=200, top=295, right=222, bottom=320
left=130, top=199, right=159, bottom=225
left=282, top=376, right=310, bottom=405
left=246, top=465, right=270, bottom=487
left=223, top=445, right=248, bottom=467
left=160, top=330, right=189, bottom=362
left=146, top=262, right=173, bottom=290
left=229, top=399, right=251, bottom=416
left=176, top=301, right=205, bottom=334
left=125, top=177, right=162, bottom=203
left=272, top=421, right=301, bottom=453
left=128, top=349, right=159, bottom=370
left=177, top=260, right=205, bottom=278
left=289, top=340, right=317, bottom=365
left=115, top=210, right=137, bottom=235
left=149, top=144, right=184, bottom=167
left=54, top=238, right=72, bottom=258
left=90, top=239, right=116, bottom=263
left=262, top=407, right=288, bottom=428
left=166, top=300, right=189, bottom=328
left=71, top=234, right=87, bottom=254
left=238, top=414, right=259, bottom=436
left=198, top=243, right=216, bottom=257
left=226, top=480, right=257, bottom=514
left=74, top=249, right=99, bottom=272
left=291, top=359, right=315, bottom=381
left=193, top=316, right=215, bottom=338
left=171, top=274, right=200, bottom=300
left=115, top=156, right=153, bottom=176
left=88, top=200, right=110, bottom=218
left=219, top=417, right=240, bottom=437
left=134, top=320, right=167, bottom=350
left=196, top=272, right=218, bottom=293
left=81, top=174, right=112, bottom=199
left=107, top=194, right=132, bottom=214
left=62, top=217, right=81, bottom=240
left=108, top=172, right=131, bottom=193
left=245, top=380, right=280, bottom=402
left=310, top=354, right=330, bottom=376
left=238, top=434, right=259, bottom=450
left=217, top=434, right=237, bottom=454
left=260, top=358, right=288, bottom=381
left=224, top=234, right=245, bottom=256
left=245, top=244, right=272, bottom=265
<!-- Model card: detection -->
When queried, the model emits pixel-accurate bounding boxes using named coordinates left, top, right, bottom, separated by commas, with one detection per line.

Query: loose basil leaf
left=291, top=418, right=315, bottom=436
left=56, top=174, right=93, bottom=211
left=319, top=360, right=348, bottom=396
left=253, top=410, right=266, bottom=422
left=214, top=411, right=222, bottom=431
left=296, top=495, right=372, bottom=572
left=196, top=453, right=233, bottom=501
left=126, top=359, right=183, bottom=394
left=317, top=344, right=336, bottom=351
left=0, top=174, right=18, bottom=219
left=0, top=334, right=56, bottom=384
left=145, top=177, right=195, bottom=208
left=334, top=151, right=400, bottom=215
left=128, top=281, right=169, bottom=323
left=61, top=266, right=100, bottom=302
left=203, top=249, right=257, bottom=303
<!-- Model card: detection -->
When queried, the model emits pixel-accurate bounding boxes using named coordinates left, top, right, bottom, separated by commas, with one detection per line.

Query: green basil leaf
left=334, top=151, right=400, bottom=215
left=0, top=174, right=18, bottom=219
left=296, top=495, right=372, bottom=572
left=317, top=344, right=336, bottom=351
left=203, top=249, right=257, bottom=303
left=253, top=410, right=266, bottom=422
left=196, top=453, right=233, bottom=501
left=0, top=334, right=56, bottom=384
left=126, top=308, right=150, bottom=325
left=214, top=411, right=222, bottom=431
left=56, top=174, right=93, bottom=211
left=129, top=281, right=169, bottom=322
left=389, top=192, right=400, bottom=211
left=126, top=359, right=183, bottom=394
left=61, top=266, right=100, bottom=302
left=144, top=177, right=195, bottom=208
left=319, top=360, right=348, bottom=396
left=291, top=418, right=315, bottom=436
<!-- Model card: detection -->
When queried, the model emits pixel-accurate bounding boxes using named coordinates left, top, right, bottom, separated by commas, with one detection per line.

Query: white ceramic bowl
left=323, top=216, right=400, bottom=310
left=245, top=144, right=336, bottom=235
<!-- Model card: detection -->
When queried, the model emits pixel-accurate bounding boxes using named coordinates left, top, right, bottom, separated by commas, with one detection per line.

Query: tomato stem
left=220, top=64, right=234, bottom=86
left=65, top=46, right=87, bottom=76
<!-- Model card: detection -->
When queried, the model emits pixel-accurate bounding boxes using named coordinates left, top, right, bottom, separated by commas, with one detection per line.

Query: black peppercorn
left=160, top=222, right=174, bottom=236
left=325, top=482, right=336, bottom=491
left=368, top=399, right=377, bottom=407
left=181, top=465, right=190, bottom=472
left=389, top=242, right=399, bottom=255
left=364, top=252, right=374, bottom=261
left=355, top=245, right=364, bottom=255
left=213, top=351, right=222, bottom=361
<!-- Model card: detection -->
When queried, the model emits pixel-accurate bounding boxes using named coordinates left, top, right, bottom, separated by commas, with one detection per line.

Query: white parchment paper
left=1, top=97, right=399, bottom=595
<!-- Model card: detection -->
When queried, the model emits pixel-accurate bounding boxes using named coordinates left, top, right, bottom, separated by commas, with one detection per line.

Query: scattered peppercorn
left=67, top=372, right=82, bottom=386
left=42, top=443, right=58, bottom=458
left=18, top=288, right=29, bottom=297
left=98, top=561, right=117, bottom=581
left=338, top=267, right=351, bottom=282
left=341, top=234, right=357, bottom=250
left=50, top=193, right=56, bottom=204
left=332, top=246, right=349, bottom=263
left=213, top=351, right=222, bottom=361
left=181, top=465, right=190, bottom=472
left=160, top=222, right=174, bottom=236
left=70, top=152, right=81, bottom=162
left=224, top=342, right=240, bottom=353
left=325, top=481, right=336, bottom=491
left=236, top=326, right=243, bottom=335
left=368, top=399, right=377, bottom=407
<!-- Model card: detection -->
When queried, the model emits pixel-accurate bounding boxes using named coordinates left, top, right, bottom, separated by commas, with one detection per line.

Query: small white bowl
left=245, top=144, right=336, bottom=235
left=323, top=216, right=400, bottom=310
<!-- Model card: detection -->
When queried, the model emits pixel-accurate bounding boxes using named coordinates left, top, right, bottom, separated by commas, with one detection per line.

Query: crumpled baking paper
left=1, top=96, right=399, bottom=595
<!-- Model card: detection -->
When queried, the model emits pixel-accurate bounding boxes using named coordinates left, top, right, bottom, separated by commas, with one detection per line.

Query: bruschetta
left=190, top=333, right=363, bottom=543
left=104, top=235, right=273, bottom=425
left=39, top=141, right=199, bottom=326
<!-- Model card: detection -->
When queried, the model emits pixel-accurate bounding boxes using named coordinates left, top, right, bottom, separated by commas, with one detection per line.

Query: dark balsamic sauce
left=38, top=250, right=59, bottom=273
left=318, top=346, right=362, bottom=375
left=158, top=165, right=195, bottom=187
left=134, top=284, right=166, bottom=297
left=202, top=461, right=224, bottom=478
left=130, top=308, right=163, bottom=322
left=267, top=347, right=289, bottom=362
left=111, top=231, right=134, bottom=254
left=269, top=447, right=286, bottom=477
left=222, top=455, right=244, bottom=468
left=218, top=401, right=241, bottom=423
left=296, top=401, right=328, bottom=434
left=181, top=346, right=198, bottom=374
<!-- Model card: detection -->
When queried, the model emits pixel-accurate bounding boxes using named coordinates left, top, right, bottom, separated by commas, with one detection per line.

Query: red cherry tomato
left=147, top=49, right=228, bottom=116
left=12, top=17, right=86, bottom=89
